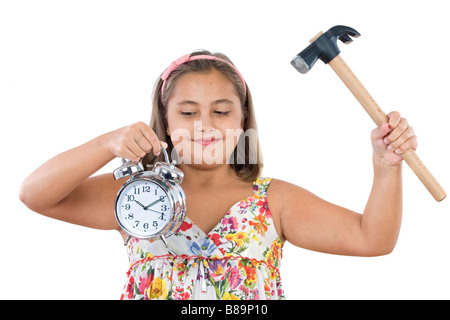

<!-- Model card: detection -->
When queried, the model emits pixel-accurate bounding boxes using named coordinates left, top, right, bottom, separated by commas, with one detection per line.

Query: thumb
left=372, top=123, right=391, bottom=141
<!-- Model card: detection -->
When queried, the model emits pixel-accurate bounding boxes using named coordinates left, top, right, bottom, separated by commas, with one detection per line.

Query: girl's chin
left=172, top=140, right=236, bottom=166
left=179, top=162, right=228, bottom=172
left=175, top=154, right=231, bottom=166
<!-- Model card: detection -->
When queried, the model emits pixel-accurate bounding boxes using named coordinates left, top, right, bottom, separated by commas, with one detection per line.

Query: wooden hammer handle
left=328, top=55, right=446, bottom=202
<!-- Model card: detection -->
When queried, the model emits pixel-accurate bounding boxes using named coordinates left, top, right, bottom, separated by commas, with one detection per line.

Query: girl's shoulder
left=263, top=178, right=311, bottom=242
left=265, top=177, right=315, bottom=218
left=265, top=177, right=309, bottom=197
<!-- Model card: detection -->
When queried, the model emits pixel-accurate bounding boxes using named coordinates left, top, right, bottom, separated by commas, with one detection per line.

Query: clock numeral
left=159, top=212, right=165, bottom=220
left=133, top=220, right=140, bottom=228
left=161, top=205, right=168, bottom=211
left=143, top=223, right=149, bottom=230
left=127, top=195, right=135, bottom=202
left=126, top=213, right=134, bottom=220
left=152, top=221, right=158, bottom=227
left=123, top=204, right=130, bottom=210
left=134, top=187, right=140, bottom=195
left=143, top=186, right=150, bottom=193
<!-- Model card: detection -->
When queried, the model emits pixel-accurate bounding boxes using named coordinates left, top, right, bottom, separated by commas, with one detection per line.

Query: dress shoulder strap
left=253, top=177, right=272, bottom=198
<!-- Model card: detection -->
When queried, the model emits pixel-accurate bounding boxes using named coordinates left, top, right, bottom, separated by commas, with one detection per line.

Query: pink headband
left=160, top=54, right=247, bottom=99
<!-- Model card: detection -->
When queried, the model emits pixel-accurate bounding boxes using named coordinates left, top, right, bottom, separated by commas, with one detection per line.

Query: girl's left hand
left=371, top=111, right=418, bottom=167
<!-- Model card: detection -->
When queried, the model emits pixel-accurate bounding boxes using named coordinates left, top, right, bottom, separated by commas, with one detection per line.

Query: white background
left=1, top=0, right=449, bottom=299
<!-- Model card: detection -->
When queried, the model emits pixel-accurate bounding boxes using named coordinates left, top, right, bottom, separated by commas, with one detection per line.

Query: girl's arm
left=19, top=122, right=166, bottom=230
left=272, top=111, right=417, bottom=256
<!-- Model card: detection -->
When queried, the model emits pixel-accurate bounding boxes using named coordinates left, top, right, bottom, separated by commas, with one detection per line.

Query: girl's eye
left=180, top=111, right=196, bottom=117
left=214, top=111, right=230, bottom=116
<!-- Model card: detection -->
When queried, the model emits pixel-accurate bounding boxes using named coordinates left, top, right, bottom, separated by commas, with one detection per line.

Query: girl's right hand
left=107, top=122, right=168, bottom=162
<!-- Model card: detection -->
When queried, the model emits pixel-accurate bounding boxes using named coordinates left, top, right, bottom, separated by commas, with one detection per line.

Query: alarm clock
left=113, top=147, right=187, bottom=246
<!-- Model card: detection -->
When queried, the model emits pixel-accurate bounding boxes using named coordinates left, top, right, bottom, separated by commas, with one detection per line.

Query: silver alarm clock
left=113, top=148, right=187, bottom=246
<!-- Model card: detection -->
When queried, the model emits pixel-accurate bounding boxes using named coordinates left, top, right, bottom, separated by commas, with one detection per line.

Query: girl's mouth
left=194, top=136, right=219, bottom=146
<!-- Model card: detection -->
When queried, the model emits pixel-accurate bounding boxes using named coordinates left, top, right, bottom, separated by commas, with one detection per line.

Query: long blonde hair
left=142, top=49, right=263, bottom=182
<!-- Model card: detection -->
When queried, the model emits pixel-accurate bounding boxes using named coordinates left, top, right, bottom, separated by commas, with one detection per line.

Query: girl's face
left=166, top=69, right=244, bottom=167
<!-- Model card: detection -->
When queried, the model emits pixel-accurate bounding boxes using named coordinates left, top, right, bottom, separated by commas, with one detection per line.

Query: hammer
left=291, top=25, right=446, bottom=202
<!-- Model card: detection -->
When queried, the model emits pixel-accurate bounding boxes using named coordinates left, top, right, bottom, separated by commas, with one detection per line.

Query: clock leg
left=160, top=235, right=168, bottom=248
left=124, top=235, right=132, bottom=246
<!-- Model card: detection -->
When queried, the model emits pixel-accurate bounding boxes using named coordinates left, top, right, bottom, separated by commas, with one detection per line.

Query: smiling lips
left=194, top=136, right=219, bottom=146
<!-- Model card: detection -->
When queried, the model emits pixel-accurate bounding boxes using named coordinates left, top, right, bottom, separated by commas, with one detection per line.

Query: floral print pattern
left=120, top=177, right=285, bottom=300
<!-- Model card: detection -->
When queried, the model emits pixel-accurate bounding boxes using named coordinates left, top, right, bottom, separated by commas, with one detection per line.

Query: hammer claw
left=338, top=34, right=354, bottom=44
left=333, top=26, right=360, bottom=39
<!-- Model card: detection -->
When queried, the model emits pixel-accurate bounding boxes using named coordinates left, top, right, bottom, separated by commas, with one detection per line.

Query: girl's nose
left=195, top=118, right=215, bottom=133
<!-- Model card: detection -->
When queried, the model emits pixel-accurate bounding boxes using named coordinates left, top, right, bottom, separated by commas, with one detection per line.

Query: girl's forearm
left=19, top=132, right=114, bottom=211
left=361, top=157, right=403, bottom=255
left=20, top=122, right=166, bottom=213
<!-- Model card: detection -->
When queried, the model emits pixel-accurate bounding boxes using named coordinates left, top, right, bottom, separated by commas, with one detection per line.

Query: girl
left=19, top=50, right=417, bottom=300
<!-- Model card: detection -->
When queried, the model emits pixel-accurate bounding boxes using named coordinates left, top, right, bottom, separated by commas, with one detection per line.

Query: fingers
left=383, top=111, right=418, bottom=154
left=139, top=124, right=162, bottom=156
left=111, top=122, right=167, bottom=161
left=386, top=126, right=417, bottom=154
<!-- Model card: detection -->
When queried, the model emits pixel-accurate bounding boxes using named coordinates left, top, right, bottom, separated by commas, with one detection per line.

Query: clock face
left=115, top=179, right=172, bottom=238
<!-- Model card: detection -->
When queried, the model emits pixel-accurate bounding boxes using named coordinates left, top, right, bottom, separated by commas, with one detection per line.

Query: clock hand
left=146, top=208, right=164, bottom=215
left=133, top=200, right=146, bottom=208
left=144, top=198, right=163, bottom=210
left=145, top=208, right=166, bottom=221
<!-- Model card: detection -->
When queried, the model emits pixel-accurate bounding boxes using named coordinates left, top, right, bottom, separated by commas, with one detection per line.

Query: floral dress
left=120, top=177, right=285, bottom=300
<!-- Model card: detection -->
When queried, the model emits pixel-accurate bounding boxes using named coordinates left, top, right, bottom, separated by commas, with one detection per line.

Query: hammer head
left=291, top=25, right=360, bottom=74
